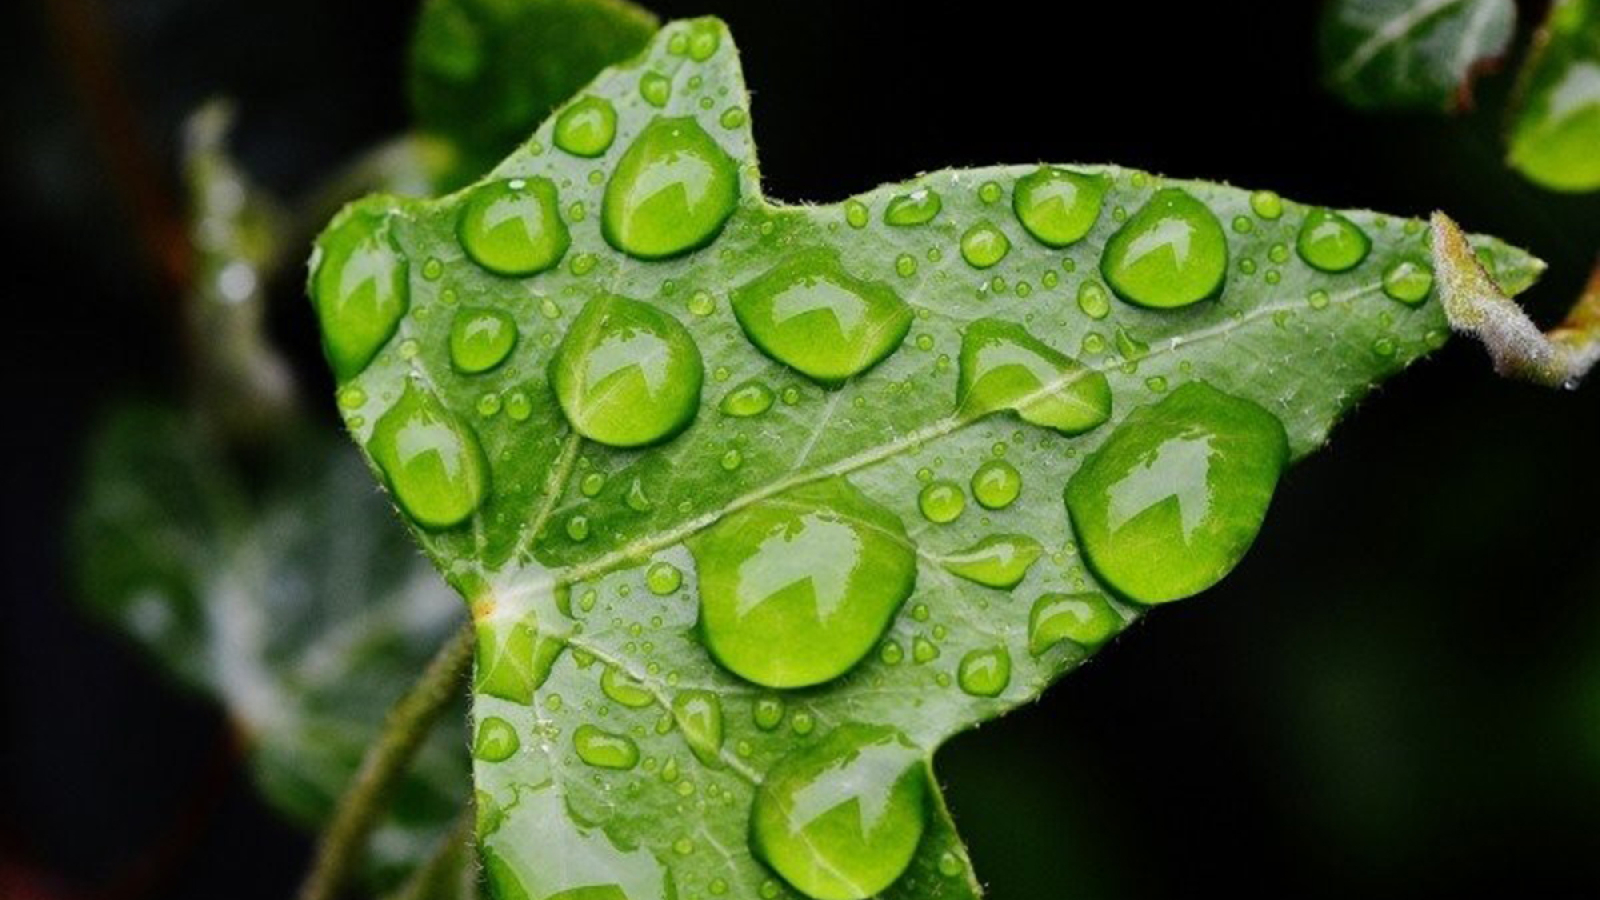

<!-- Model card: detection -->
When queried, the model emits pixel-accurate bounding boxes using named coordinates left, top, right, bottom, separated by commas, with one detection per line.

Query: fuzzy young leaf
left=73, top=406, right=470, bottom=890
left=311, top=18, right=1545, bottom=900
left=1321, top=0, right=1516, bottom=111
left=1506, top=0, right=1600, bottom=192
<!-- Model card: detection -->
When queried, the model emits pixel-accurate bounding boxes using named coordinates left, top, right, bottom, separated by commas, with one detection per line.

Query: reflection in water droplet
left=721, top=380, right=776, bottom=416
left=601, top=664, right=654, bottom=708
left=1077, top=281, right=1111, bottom=319
left=550, top=294, right=703, bottom=447
left=639, top=71, right=671, bottom=107
left=960, top=221, right=1011, bottom=269
left=1296, top=208, right=1369, bottom=273
left=957, top=645, right=1011, bottom=697
left=883, top=188, right=941, bottom=226
left=1100, top=189, right=1228, bottom=309
left=473, top=716, right=519, bottom=762
left=942, top=535, right=1042, bottom=589
left=750, top=724, right=926, bottom=900
left=574, top=724, right=640, bottom=769
left=1065, top=382, right=1288, bottom=604
left=646, top=561, right=683, bottom=595
left=1028, top=592, right=1120, bottom=655
left=918, top=480, right=965, bottom=524
left=458, top=178, right=570, bottom=276
left=1382, top=259, right=1434, bottom=305
left=971, top=459, right=1022, bottom=509
left=474, top=615, right=563, bottom=704
left=958, top=318, right=1112, bottom=435
left=553, top=96, right=618, bottom=157
left=449, top=307, right=518, bottom=374
left=311, top=206, right=408, bottom=381
left=369, top=382, right=488, bottom=529
left=689, top=478, right=917, bottom=688
left=673, top=690, right=724, bottom=768
left=603, top=117, right=739, bottom=260
left=1012, top=166, right=1107, bottom=247
left=1250, top=190, right=1283, bottom=220
left=732, top=249, right=912, bottom=385
left=754, top=694, right=785, bottom=731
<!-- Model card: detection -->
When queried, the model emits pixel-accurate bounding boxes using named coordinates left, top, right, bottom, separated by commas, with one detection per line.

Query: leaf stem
left=383, top=806, right=478, bottom=900
left=295, top=620, right=476, bottom=900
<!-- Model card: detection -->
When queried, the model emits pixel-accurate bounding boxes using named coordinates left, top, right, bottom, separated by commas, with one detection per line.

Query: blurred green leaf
left=1506, top=0, right=1600, bottom=192
left=409, top=0, right=658, bottom=189
left=72, top=405, right=471, bottom=891
left=1320, top=0, right=1516, bottom=111
left=309, top=17, right=1548, bottom=900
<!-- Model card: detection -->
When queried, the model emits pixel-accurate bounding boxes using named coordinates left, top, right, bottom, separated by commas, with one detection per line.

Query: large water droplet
left=750, top=724, right=926, bottom=900
left=1295, top=208, right=1369, bottom=273
left=1064, top=382, right=1288, bottom=604
left=449, top=307, right=518, bottom=374
left=941, top=535, right=1042, bottom=589
left=603, top=117, right=740, bottom=260
left=311, top=206, right=408, bottom=381
left=957, top=645, right=1011, bottom=697
left=971, top=459, right=1022, bottom=509
left=553, top=96, right=618, bottom=157
left=957, top=318, right=1112, bottom=435
left=1100, top=188, right=1228, bottom=309
left=672, top=690, right=724, bottom=768
left=1028, top=592, right=1120, bottom=655
left=369, top=382, right=489, bottom=529
left=731, top=249, right=912, bottom=385
left=474, top=616, right=563, bottom=704
left=458, top=177, right=570, bottom=277
left=1012, top=167, right=1107, bottom=247
left=689, top=478, right=917, bottom=688
left=883, top=188, right=941, bottom=226
left=550, top=295, right=703, bottom=447
left=574, top=724, right=640, bottom=769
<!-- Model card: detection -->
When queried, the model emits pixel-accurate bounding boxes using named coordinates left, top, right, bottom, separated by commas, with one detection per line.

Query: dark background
left=3, top=1, right=1597, bottom=898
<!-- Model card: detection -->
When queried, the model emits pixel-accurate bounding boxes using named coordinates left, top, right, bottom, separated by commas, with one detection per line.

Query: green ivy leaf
left=410, top=0, right=659, bottom=189
left=1506, top=0, right=1600, bottom=192
left=311, top=18, right=1545, bottom=900
left=1320, top=0, right=1516, bottom=111
left=72, top=405, right=471, bottom=891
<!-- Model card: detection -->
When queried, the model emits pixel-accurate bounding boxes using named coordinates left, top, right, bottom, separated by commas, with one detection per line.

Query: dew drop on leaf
left=310, top=206, right=408, bottom=381
left=1011, top=166, right=1107, bottom=247
left=602, top=116, right=739, bottom=260
left=959, top=221, right=1011, bottom=269
left=601, top=664, right=655, bottom=708
left=672, top=689, right=724, bottom=768
left=719, top=379, right=776, bottom=417
left=1382, top=258, right=1434, bottom=305
left=553, top=95, right=618, bottom=158
left=957, top=318, right=1112, bottom=435
left=957, top=645, right=1011, bottom=697
left=1028, top=592, right=1120, bottom=655
left=474, top=616, right=563, bottom=704
left=1100, top=188, right=1228, bottom=309
left=457, top=177, right=570, bottom=276
left=1064, top=382, right=1288, bottom=604
left=1295, top=207, right=1370, bottom=272
left=750, top=724, right=926, bottom=900
left=688, top=478, right=917, bottom=688
left=731, top=249, right=912, bottom=385
left=917, top=480, right=965, bottom=524
left=646, top=560, right=683, bottom=595
left=883, top=187, right=941, bottom=226
left=970, top=458, right=1022, bottom=509
left=550, top=294, right=704, bottom=447
left=473, top=716, right=520, bottom=762
left=368, top=382, right=489, bottom=529
left=574, top=723, right=640, bottom=769
left=941, top=535, right=1042, bottom=589
left=448, top=307, right=518, bottom=374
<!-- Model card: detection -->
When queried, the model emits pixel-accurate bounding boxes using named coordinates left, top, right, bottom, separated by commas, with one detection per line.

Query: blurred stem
left=296, top=621, right=475, bottom=900
left=384, top=806, right=477, bottom=900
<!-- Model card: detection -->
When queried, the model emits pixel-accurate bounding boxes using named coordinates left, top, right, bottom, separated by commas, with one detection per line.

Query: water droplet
left=883, top=188, right=941, bottom=226
left=550, top=294, right=703, bottom=447
left=957, top=318, right=1113, bottom=435
left=960, top=221, right=1011, bottom=269
left=448, top=307, right=518, bottom=374
left=720, top=380, right=775, bottom=417
left=750, top=724, right=926, bottom=900
left=970, top=459, right=1022, bottom=509
left=647, top=561, right=683, bottom=595
left=731, top=248, right=912, bottom=385
left=844, top=200, right=869, bottom=228
left=369, top=382, right=488, bottom=529
left=918, top=480, right=965, bottom=524
left=754, top=694, right=785, bottom=730
left=942, top=535, right=1042, bottom=589
left=673, top=690, right=724, bottom=768
left=602, top=664, right=655, bottom=708
left=689, top=478, right=917, bottom=688
left=1308, top=289, right=1331, bottom=310
left=720, top=107, right=747, bottom=129
left=791, top=711, right=816, bottom=735
left=566, top=514, right=590, bottom=541
left=625, top=476, right=653, bottom=512
left=1231, top=215, right=1254, bottom=234
left=957, top=645, right=1011, bottom=697
left=603, top=117, right=740, bottom=260
left=574, top=724, right=640, bottom=769
left=1077, top=281, right=1111, bottom=319
left=720, top=448, right=743, bottom=470
left=474, top=616, right=563, bottom=704
left=1382, top=259, right=1434, bottom=305
left=458, top=178, right=570, bottom=276
left=473, top=716, right=519, bottom=762
left=1029, top=592, right=1119, bottom=655
left=895, top=254, right=917, bottom=277
left=912, top=636, right=939, bottom=663
left=1012, top=166, right=1107, bottom=247
left=337, top=386, right=366, bottom=410
left=1250, top=190, right=1283, bottom=220
left=311, top=207, right=408, bottom=381
left=1295, top=208, right=1369, bottom=272
left=938, top=853, right=964, bottom=877
left=553, top=96, right=617, bottom=157
left=1373, top=336, right=1397, bottom=358
left=1064, top=382, right=1288, bottom=604
left=1100, top=188, right=1228, bottom=309
left=687, top=21, right=721, bottom=60
left=639, top=71, right=671, bottom=107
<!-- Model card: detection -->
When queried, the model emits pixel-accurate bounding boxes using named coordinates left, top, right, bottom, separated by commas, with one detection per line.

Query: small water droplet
left=448, top=307, right=518, bottom=374
left=960, top=221, right=1011, bottom=269
left=473, top=716, right=519, bottom=762
left=957, top=645, right=1011, bottom=697
left=883, top=188, right=941, bottom=226
left=553, top=96, right=617, bottom=157
left=603, top=117, right=739, bottom=260
left=1296, top=208, right=1370, bottom=272
left=1028, top=592, right=1119, bottom=655
left=673, top=690, right=724, bottom=768
left=647, top=561, right=683, bottom=595
left=721, top=380, right=775, bottom=417
left=942, top=535, right=1042, bottom=589
left=720, top=107, right=747, bottom=129
left=1077, top=281, right=1111, bottom=319
left=1250, top=190, right=1283, bottom=219
left=1381, top=259, right=1434, bottom=305
left=1308, top=289, right=1331, bottom=310
left=551, top=294, right=703, bottom=447
left=458, top=178, right=570, bottom=276
left=574, top=724, right=640, bottom=769
left=970, top=459, right=1022, bottom=509
left=753, top=694, right=785, bottom=731
left=1372, top=336, right=1397, bottom=358
left=1100, top=188, right=1227, bottom=309
left=895, top=253, right=918, bottom=277
left=958, top=318, right=1112, bottom=435
left=639, top=71, right=671, bottom=107
left=919, top=480, right=965, bottom=524
left=602, top=664, right=655, bottom=708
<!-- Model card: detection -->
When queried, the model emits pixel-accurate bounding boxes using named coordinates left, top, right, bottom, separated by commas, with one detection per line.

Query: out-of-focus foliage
left=1506, top=0, right=1600, bottom=192
left=1319, top=0, right=1514, bottom=111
